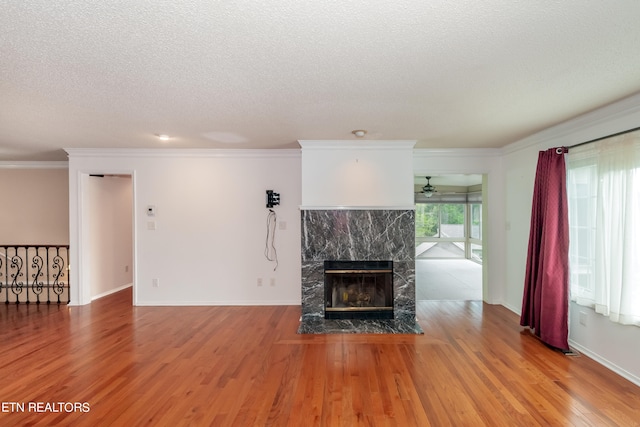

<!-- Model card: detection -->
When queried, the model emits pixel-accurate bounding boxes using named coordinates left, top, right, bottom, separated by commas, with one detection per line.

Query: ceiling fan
left=416, top=176, right=472, bottom=197
left=422, top=176, right=436, bottom=198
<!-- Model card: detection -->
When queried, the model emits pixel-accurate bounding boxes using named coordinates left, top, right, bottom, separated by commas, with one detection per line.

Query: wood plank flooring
left=1, top=288, right=639, bottom=426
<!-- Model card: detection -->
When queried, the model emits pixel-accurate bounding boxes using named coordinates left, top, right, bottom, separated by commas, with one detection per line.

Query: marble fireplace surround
left=298, top=209, right=423, bottom=334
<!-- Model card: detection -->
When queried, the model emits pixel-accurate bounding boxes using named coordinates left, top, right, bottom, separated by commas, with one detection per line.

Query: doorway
left=84, top=174, right=134, bottom=302
left=414, top=174, right=484, bottom=301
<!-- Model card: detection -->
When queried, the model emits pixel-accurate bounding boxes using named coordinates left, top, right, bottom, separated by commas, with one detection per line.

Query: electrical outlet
left=152, top=278, right=160, bottom=288
left=257, top=278, right=263, bottom=286
left=125, top=265, right=129, bottom=273
left=579, top=311, right=587, bottom=326
left=270, top=278, right=276, bottom=287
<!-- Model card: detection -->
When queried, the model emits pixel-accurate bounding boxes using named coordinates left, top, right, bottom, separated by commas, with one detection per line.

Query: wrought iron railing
left=0, top=245, right=70, bottom=304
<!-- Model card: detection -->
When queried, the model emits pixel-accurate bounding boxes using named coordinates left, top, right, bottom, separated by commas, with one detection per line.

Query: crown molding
left=413, top=148, right=502, bottom=158
left=0, top=161, right=68, bottom=169
left=64, top=148, right=301, bottom=159
left=502, top=92, right=640, bottom=155
left=298, top=140, right=416, bottom=150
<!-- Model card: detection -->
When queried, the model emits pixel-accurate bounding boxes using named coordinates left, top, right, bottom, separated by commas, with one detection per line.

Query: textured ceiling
left=2, top=1, right=640, bottom=161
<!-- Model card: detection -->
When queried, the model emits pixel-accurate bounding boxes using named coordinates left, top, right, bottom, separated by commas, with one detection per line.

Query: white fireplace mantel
left=299, top=205, right=416, bottom=210
left=299, top=140, right=416, bottom=208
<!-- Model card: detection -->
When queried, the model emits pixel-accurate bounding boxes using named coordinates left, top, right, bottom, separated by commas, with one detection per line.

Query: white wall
left=0, top=166, right=69, bottom=244
left=67, top=149, right=302, bottom=306
left=86, top=175, right=133, bottom=299
left=413, top=149, right=504, bottom=304
left=300, top=140, right=415, bottom=207
left=63, top=104, right=640, bottom=385
left=502, top=93, right=640, bottom=385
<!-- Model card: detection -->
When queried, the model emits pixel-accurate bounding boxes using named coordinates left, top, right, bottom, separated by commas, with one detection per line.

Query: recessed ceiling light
left=352, top=130, right=367, bottom=138
left=155, top=134, right=171, bottom=141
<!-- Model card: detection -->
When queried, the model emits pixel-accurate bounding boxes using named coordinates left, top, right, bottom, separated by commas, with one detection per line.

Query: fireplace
left=297, top=140, right=420, bottom=333
left=324, top=260, right=393, bottom=319
left=298, top=209, right=423, bottom=334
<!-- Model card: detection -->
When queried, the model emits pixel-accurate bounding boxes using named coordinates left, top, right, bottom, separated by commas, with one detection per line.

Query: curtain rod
left=565, top=125, right=640, bottom=150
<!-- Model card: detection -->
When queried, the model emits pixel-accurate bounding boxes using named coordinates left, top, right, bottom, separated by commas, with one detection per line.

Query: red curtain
left=520, top=147, right=570, bottom=351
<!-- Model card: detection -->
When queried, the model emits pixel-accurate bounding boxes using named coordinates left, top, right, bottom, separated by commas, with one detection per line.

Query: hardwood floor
left=1, top=289, right=639, bottom=426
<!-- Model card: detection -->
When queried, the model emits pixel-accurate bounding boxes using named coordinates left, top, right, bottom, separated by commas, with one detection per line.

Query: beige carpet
left=415, top=258, right=482, bottom=301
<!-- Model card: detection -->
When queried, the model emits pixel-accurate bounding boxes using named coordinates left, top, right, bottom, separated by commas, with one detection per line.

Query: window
left=566, top=164, right=597, bottom=305
left=566, top=132, right=640, bottom=326
left=415, top=204, right=439, bottom=238
left=470, top=203, right=482, bottom=240
left=415, top=202, right=481, bottom=262
left=415, top=204, right=464, bottom=239
left=440, top=204, right=465, bottom=238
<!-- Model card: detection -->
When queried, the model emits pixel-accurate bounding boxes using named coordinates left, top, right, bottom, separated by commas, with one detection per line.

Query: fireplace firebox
left=324, top=260, right=393, bottom=319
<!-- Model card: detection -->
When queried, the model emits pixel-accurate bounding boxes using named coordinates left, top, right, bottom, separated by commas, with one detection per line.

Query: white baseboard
left=91, top=283, right=132, bottom=301
left=499, top=302, right=640, bottom=388
left=134, top=300, right=300, bottom=306
left=501, top=301, right=521, bottom=315
left=568, top=339, right=640, bottom=388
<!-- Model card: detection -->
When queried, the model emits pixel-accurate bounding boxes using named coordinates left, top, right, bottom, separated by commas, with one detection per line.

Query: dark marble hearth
left=297, top=318, right=423, bottom=334
left=298, top=209, right=423, bottom=334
